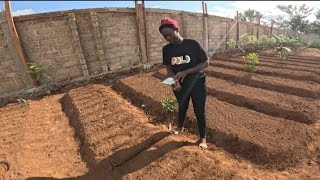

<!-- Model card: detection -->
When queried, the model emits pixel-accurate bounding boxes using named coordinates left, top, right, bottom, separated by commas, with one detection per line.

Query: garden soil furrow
left=59, top=84, right=255, bottom=180
left=80, top=134, right=291, bottom=180
left=112, top=74, right=317, bottom=168
left=120, top=145, right=237, bottom=180
left=120, top=145, right=316, bottom=180
left=254, top=55, right=320, bottom=69
left=154, top=69, right=320, bottom=124
left=211, top=61, right=320, bottom=83
left=61, top=84, right=165, bottom=170
left=0, top=95, right=87, bottom=179
left=259, top=53, right=320, bottom=63
left=205, top=66, right=320, bottom=99
left=246, top=54, right=320, bottom=66
left=220, top=57, right=320, bottom=75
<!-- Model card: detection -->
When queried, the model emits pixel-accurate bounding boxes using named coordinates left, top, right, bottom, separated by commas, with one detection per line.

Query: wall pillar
left=68, top=13, right=89, bottom=76
left=90, top=11, right=108, bottom=72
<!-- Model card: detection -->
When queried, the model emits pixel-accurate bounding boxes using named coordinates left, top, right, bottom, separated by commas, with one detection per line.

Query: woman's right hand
left=172, top=79, right=182, bottom=92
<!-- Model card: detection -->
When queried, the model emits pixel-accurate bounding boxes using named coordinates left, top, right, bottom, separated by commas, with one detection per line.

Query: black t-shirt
left=162, top=39, right=208, bottom=74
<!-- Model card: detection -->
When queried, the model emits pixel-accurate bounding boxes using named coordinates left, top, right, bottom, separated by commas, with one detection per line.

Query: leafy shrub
left=239, top=33, right=258, bottom=51
left=258, top=35, right=272, bottom=47
left=308, top=40, right=320, bottom=48
left=272, top=34, right=301, bottom=49
left=227, top=39, right=237, bottom=50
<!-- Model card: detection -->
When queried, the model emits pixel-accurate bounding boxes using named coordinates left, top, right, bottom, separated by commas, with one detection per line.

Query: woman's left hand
left=173, top=71, right=188, bottom=82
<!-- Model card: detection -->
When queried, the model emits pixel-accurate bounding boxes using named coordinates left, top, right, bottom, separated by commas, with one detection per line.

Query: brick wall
left=208, top=15, right=222, bottom=49
left=15, top=14, right=83, bottom=83
left=0, top=7, right=310, bottom=96
left=98, top=10, right=140, bottom=70
left=0, top=26, right=26, bottom=95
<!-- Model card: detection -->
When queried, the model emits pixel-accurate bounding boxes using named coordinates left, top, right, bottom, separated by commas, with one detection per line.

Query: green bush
left=227, top=39, right=237, bottom=50
left=258, top=35, right=272, bottom=47
left=272, top=34, right=302, bottom=49
left=239, top=33, right=258, bottom=51
left=308, top=40, right=320, bottom=48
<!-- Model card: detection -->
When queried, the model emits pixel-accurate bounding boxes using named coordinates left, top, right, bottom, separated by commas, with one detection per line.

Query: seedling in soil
left=26, top=62, right=52, bottom=82
left=242, top=52, right=259, bottom=72
left=26, top=62, right=44, bottom=80
left=161, top=96, right=177, bottom=130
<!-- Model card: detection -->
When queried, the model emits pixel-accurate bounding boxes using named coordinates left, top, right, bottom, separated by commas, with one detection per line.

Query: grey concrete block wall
left=0, top=7, right=312, bottom=96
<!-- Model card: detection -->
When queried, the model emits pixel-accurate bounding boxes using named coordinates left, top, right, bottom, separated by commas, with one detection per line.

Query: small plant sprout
left=26, top=62, right=44, bottom=80
left=26, top=62, right=52, bottom=83
left=161, top=96, right=177, bottom=130
left=161, top=96, right=177, bottom=113
left=242, top=52, right=259, bottom=72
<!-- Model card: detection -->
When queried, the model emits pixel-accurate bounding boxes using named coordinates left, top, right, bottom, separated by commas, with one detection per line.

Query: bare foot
left=198, top=138, right=207, bottom=149
left=171, top=126, right=184, bottom=135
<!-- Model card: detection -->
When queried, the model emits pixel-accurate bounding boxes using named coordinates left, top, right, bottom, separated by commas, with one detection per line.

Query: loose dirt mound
left=0, top=96, right=87, bottom=179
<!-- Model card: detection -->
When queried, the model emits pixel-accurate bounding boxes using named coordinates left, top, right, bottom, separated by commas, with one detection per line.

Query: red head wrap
left=159, top=17, right=180, bottom=32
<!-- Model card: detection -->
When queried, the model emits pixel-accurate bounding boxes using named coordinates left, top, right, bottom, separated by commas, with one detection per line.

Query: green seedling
left=161, top=96, right=177, bottom=130
left=162, top=96, right=177, bottom=113
left=26, top=62, right=44, bottom=80
left=25, top=62, right=52, bottom=84
left=242, top=52, right=259, bottom=72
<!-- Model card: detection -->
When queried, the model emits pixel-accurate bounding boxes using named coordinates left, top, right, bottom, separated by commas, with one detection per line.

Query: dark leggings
left=173, top=72, right=207, bottom=138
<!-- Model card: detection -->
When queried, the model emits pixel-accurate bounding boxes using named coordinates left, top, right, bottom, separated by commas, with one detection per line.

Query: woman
left=159, top=17, right=209, bottom=149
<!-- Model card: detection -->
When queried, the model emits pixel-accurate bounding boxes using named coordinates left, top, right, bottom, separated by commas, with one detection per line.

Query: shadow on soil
left=26, top=131, right=190, bottom=180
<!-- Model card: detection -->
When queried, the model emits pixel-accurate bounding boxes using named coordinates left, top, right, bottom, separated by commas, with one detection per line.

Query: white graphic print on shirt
left=171, top=55, right=190, bottom=65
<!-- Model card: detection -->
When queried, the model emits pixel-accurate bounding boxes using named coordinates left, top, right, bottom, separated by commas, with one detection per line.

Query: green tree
left=240, top=9, right=263, bottom=23
left=275, top=4, right=314, bottom=33
left=310, top=10, right=320, bottom=36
